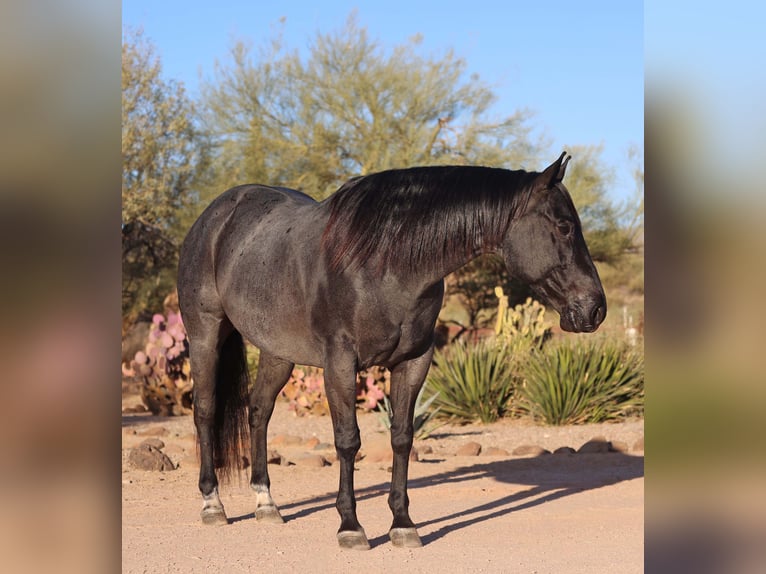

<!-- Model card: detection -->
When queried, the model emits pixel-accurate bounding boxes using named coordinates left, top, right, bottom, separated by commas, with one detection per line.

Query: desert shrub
left=426, top=338, right=516, bottom=423
left=516, top=339, right=644, bottom=425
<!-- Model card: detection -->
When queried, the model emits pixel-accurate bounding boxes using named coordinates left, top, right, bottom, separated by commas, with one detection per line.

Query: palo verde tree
left=197, top=15, right=541, bottom=207
left=122, top=29, right=209, bottom=324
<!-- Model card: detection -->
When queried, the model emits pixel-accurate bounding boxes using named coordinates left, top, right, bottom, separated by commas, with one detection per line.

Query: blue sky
left=123, top=1, right=643, bottom=203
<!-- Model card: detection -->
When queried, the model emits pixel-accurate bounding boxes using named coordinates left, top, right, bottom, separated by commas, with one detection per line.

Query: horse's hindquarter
left=211, top=186, right=326, bottom=364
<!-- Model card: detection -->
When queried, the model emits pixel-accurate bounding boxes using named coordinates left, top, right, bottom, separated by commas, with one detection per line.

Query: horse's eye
left=556, top=220, right=574, bottom=237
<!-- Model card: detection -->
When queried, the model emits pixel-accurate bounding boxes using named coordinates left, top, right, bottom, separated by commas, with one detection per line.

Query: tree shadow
left=230, top=450, right=643, bottom=547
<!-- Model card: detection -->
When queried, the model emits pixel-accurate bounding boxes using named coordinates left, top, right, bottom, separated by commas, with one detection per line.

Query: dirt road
left=122, top=396, right=643, bottom=573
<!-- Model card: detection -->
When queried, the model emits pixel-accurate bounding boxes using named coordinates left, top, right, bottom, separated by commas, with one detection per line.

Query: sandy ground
left=122, top=395, right=643, bottom=573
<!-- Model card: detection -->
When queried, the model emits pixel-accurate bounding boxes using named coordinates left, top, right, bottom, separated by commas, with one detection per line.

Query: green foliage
left=376, top=383, right=443, bottom=439
left=516, top=339, right=644, bottom=425
left=199, top=15, right=541, bottom=205
left=563, top=144, right=638, bottom=264
left=122, top=29, right=210, bottom=322
left=426, top=338, right=516, bottom=423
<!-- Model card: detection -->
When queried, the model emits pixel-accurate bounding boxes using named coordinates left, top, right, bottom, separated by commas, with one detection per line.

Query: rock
left=162, top=443, right=185, bottom=461
left=632, top=437, right=644, bottom=452
left=455, top=441, right=482, bottom=456
left=482, top=447, right=510, bottom=456
left=312, top=442, right=334, bottom=451
left=417, top=444, right=434, bottom=455
left=270, top=434, right=303, bottom=447
left=577, top=437, right=611, bottom=454
left=267, top=450, right=285, bottom=465
left=304, top=436, right=321, bottom=449
left=512, top=444, right=550, bottom=456
left=553, top=446, right=576, bottom=455
left=609, top=440, right=630, bottom=454
left=136, top=426, right=169, bottom=437
left=140, top=438, right=165, bottom=450
left=122, top=405, right=147, bottom=413
left=361, top=439, right=418, bottom=464
left=295, top=454, right=329, bottom=468
left=128, top=444, right=175, bottom=471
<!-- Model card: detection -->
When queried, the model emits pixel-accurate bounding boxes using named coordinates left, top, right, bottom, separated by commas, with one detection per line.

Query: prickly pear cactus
left=130, top=312, right=192, bottom=416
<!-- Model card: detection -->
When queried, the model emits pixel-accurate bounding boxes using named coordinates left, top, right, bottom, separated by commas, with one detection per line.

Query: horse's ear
left=537, top=151, right=571, bottom=187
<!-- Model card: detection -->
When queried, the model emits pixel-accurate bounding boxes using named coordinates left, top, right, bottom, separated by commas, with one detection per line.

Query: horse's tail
left=212, top=330, right=251, bottom=482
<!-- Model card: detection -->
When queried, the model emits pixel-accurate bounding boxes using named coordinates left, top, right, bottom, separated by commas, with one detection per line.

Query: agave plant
left=425, top=338, right=517, bottom=423
left=517, top=339, right=644, bottom=425
left=376, top=382, right=443, bottom=439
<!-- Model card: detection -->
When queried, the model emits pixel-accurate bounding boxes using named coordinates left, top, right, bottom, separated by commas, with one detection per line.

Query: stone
left=304, top=436, right=321, bottom=449
left=577, top=437, right=611, bottom=454
left=128, top=444, right=175, bottom=471
left=632, top=437, right=644, bottom=452
left=122, top=404, right=147, bottom=413
left=270, top=434, right=303, bottom=447
left=295, top=454, right=329, bottom=468
left=140, top=438, right=165, bottom=450
left=482, top=447, right=510, bottom=456
left=553, top=446, right=576, bottom=455
left=455, top=441, right=482, bottom=456
left=361, top=439, right=418, bottom=464
left=609, top=440, right=630, bottom=454
left=267, top=450, right=285, bottom=465
left=417, top=444, right=434, bottom=455
left=136, top=426, right=168, bottom=437
left=512, top=444, right=550, bottom=456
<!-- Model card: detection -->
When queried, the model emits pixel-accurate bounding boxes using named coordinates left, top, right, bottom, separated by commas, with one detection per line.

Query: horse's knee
left=390, top=427, right=413, bottom=455
left=335, top=432, right=361, bottom=459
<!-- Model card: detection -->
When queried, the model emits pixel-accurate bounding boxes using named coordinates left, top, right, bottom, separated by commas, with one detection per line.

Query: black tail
left=212, top=331, right=251, bottom=482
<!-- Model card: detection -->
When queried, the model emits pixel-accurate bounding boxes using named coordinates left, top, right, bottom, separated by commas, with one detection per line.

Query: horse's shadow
left=230, top=450, right=644, bottom=548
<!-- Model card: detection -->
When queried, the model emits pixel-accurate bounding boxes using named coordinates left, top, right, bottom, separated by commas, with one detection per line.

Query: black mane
left=321, top=165, right=538, bottom=275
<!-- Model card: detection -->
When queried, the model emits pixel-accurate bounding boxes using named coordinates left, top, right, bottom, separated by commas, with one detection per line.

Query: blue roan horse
left=177, top=152, right=606, bottom=549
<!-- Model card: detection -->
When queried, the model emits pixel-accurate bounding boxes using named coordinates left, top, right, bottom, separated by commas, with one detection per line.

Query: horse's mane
left=321, top=165, right=538, bottom=275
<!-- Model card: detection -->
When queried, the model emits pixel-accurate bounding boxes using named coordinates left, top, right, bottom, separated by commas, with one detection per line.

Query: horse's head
left=502, top=153, right=606, bottom=333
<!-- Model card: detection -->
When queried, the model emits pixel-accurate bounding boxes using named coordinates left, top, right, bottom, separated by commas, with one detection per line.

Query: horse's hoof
left=200, top=508, right=228, bottom=525
left=255, top=505, right=284, bottom=524
left=337, top=530, right=370, bottom=550
left=389, top=527, right=422, bottom=548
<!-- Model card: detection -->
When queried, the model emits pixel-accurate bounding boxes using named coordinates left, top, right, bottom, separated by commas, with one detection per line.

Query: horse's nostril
left=591, top=304, right=605, bottom=327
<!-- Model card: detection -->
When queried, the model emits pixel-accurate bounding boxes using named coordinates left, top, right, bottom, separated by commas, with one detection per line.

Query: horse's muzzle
left=560, top=296, right=606, bottom=333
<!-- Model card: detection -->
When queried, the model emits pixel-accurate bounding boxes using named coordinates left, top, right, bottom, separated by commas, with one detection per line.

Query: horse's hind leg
left=249, top=352, right=294, bottom=523
left=188, top=323, right=232, bottom=525
left=387, top=345, right=434, bottom=548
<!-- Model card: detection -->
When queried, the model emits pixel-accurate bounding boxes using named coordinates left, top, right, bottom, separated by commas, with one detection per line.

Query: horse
left=177, top=152, right=606, bottom=550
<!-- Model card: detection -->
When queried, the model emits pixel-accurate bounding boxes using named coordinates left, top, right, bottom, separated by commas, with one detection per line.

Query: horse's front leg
left=323, top=347, right=369, bottom=550
left=387, top=345, right=434, bottom=548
